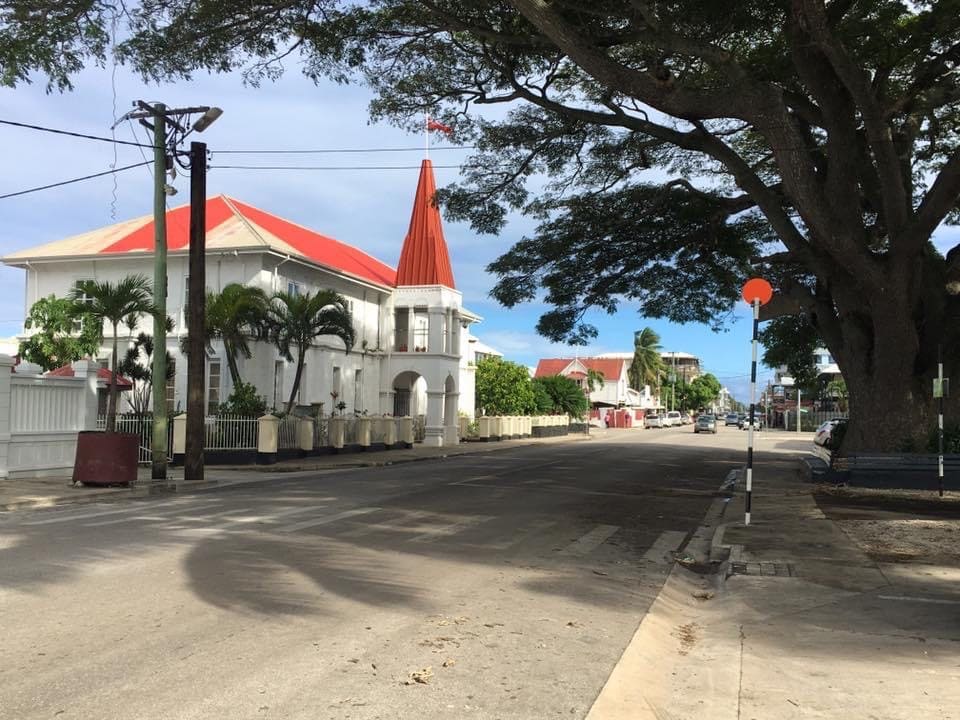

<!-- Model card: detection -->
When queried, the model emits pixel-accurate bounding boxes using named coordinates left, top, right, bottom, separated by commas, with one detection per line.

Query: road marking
left=642, top=530, right=688, bottom=563
left=277, top=507, right=381, bottom=534
left=878, top=595, right=960, bottom=606
left=469, top=519, right=558, bottom=551
left=21, top=498, right=222, bottom=526
left=560, top=524, right=620, bottom=556
left=84, top=515, right=171, bottom=527
left=406, top=515, right=495, bottom=544
left=338, top=510, right=432, bottom=539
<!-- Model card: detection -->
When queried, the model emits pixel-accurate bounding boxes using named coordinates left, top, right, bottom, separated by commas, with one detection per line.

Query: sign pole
left=938, top=345, right=944, bottom=498
left=740, top=277, right=772, bottom=527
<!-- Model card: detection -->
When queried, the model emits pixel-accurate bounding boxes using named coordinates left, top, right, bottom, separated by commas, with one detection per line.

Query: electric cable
left=0, top=119, right=154, bottom=148
left=0, top=161, right=153, bottom=200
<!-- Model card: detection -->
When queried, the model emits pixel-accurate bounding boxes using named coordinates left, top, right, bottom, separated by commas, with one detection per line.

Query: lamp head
left=193, top=107, right=223, bottom=133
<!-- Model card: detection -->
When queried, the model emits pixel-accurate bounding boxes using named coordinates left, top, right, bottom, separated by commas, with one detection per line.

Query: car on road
left=814, top=418, right=848, bottom=448
left=665, top=410, right=682, bottom=426
left=724, top=413, right=740, bottom=426
left=694, top=414, right=717, bottom=434
left=645, top=414, right=663, bottom=428
left=740, top=415, right=763, bottom=431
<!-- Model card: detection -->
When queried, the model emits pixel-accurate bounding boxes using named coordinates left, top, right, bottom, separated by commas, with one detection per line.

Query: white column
left=444, top=391, right=460, bottom=445
left=71, top=359, right=101, bottom=431
left=428, top=307, right=444, bottom=354
left=445, top=309, right=453, bottom=354
left=0, top=355, right=12, bottom=478
left=423, top=390, right=445, bottom=446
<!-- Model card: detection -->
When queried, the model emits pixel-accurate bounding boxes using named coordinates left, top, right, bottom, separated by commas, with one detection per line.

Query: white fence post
left=71, top=360, right=101, bottom=431
left=173, top=413, right=187, bottom=462
left=0, top=355, right=12, bottom=478
left=398, top=416, right=414, bottom=447
left=357, top=416, right=371, bottom=450
left=299, top=417, right=314, bottom=453
left=257, top=414, right=279, bottom=464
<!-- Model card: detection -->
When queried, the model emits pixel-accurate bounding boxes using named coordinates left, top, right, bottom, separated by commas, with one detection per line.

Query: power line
left=0, top=161, right=153, bottom=200
left=211, top=164, right=468, bottom=171
left=0, top=118, right=154, bottom=149
left=213, top=145, right=473, bottom=155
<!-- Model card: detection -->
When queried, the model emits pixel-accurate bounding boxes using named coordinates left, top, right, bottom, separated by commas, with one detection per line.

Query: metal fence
left=413, top=415, right=426, bottom=443
left=782, top=410, right=848, bottom=432
left=278, top=416, right=300, bottom=450
left=343, top=417, right=358, bottom=445
left=97, top=414, right=173, bottom=464
left=205, top=415, right=259, bottom=450
left=313, top=417, right=328, bottom=449
left=370, top=417, right=387, bottom=445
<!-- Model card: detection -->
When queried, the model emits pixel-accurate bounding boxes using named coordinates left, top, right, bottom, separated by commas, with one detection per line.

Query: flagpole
left=424, top=113, right=430, bottom=160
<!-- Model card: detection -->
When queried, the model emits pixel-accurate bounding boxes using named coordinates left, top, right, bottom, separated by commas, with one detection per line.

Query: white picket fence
left=96, top=414, right=173, bottom=464
left=205, top=414, right=259, bottom=450
left=278, top=416, right=300, bottom=450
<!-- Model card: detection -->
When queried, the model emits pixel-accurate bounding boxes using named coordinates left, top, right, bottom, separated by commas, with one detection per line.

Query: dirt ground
left=814, top=484, right=960, bottom=565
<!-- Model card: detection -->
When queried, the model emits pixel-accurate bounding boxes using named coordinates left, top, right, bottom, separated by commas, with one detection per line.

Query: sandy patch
left=838, top=518, right=960, bottom=565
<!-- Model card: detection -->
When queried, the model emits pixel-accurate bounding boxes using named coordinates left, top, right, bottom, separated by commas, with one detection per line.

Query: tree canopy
left=475, top=357, right=536, bottom=416
left=19, top=295, right=100, bottom=371
left=8, top=1, right=960, bottom=450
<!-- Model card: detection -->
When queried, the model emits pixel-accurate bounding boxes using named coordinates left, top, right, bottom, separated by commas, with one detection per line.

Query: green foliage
left=532, top=375, right=589, bottom=419
left=585, top=368, right=605, bottom=394
left=69, top=275, right=156, bottom=433
left=759, top=316, right=821, bottom=392
left=19, top=295, right=100, bottom=371
left=266, top=289, right=355, bottom=415
left=475, top=357, right=536, bottom=416
left=217, top=381, right=268, bottom=417
left=681, top=373, right=722, bottom=411
left=204, top=283, right=269, bottom=387
left=116, top=332, right=175, bottom=415
left=628, top=328, right=665, bottom=392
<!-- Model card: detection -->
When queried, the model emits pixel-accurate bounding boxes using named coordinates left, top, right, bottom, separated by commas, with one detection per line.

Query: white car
left=665, top=411, right=682, bottom=426
left=645, top=414, right=664, bottom=428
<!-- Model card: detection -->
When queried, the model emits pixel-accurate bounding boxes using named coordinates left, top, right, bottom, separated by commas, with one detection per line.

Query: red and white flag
left=426, top=117, right=453, bottom=136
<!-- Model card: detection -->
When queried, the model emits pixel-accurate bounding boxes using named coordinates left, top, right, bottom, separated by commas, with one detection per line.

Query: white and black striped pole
left=741, top=278, right=773, bottom=527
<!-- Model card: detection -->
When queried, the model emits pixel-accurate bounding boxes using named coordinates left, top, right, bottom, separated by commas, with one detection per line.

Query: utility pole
left=797, top=388, right=802, bottom=434
left=185, top=141, right=207, bottom=482
left=149, top=103, right=169, bottom=482
left=114, top=102, right=222, bottom=484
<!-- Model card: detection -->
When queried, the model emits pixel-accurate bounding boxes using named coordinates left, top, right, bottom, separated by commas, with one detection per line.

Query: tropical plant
left=266, top=290, right=355, bottom=415
left=204, top=283, right=269, bottom=387
left=585, top=368, right=605, bottom=394
left=116, top=331, right=175, bottom=415
left=475, top=357, right=536, bottom=416
left=69, top=275, right=156, bottom=433
left=217, top=380, right=268, bottom=417
left=826, top=379, right=849, bottom=413
left=627, top=328, right=665, bottom=393
left=532, top=375, right=589, bottom=419
left=18, top=295, right=101, bottom=371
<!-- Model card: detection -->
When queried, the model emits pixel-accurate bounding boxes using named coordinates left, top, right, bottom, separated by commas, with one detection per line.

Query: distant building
left=660, top=351, right=701, bottom=383
left=533, top=356, right=656, bottom=408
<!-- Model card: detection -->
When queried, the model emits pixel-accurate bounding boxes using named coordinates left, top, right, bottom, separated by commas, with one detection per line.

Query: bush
left=217, top=381, right=268, bottom=416
left=927, top=423, right=960, bottom=454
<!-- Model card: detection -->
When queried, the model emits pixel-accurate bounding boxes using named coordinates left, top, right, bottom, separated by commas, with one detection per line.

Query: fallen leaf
left=442, top=658, right=456, bottom=667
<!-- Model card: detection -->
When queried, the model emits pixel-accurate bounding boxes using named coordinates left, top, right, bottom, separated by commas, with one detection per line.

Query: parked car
left=740, top=415, right=763, bottom=431
left=665, top=410, right=682, bottom=426
left=681, top=413, right=693, bottom=425
left=724, top=413, right=740, bottom=426
left=814, top=418, right=848, bottom=448
left=645, top=414, right=664, bottom=429
left=694, top=414, right=717, bottom=434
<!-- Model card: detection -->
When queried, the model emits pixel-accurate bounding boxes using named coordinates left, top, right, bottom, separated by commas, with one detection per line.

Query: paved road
left=0, top=426, right=748, bottom=719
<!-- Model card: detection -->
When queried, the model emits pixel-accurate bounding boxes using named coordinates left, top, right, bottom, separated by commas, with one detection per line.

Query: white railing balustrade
left=343, top=416, right=359, bottom=445
left=205, top=414, right=259, bottom=450
left=277, top=416, right=300, bottom=450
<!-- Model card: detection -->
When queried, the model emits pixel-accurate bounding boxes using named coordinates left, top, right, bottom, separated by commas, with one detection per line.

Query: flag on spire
left=426, top=117, right=453, bottom=136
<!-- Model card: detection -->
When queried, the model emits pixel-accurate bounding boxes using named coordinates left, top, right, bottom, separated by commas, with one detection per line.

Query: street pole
left=746, top=298, right=760, bottom=526
left=938, top=345, right=944, bottom=498
left=797, top=388, right=801, bottom=434
left=150, top=104, right=169, bottom=482
left=185, top=141, right=207, bottom=482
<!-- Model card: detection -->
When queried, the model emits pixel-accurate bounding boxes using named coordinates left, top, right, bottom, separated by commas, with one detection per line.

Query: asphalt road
left=0, top=425, right=748, bottom=720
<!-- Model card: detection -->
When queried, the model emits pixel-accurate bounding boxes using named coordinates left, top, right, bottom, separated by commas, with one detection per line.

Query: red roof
left=96, top=196, right=397, bottom=287
left=395, top=160, right=456, bottom=288
left=47, top=365, right=133, bottom=388
left=534, top=358, right=626, bottom=380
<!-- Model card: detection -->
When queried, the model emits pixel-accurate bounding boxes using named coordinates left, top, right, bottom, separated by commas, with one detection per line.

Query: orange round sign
left=742, top=278, right=773, bottom=305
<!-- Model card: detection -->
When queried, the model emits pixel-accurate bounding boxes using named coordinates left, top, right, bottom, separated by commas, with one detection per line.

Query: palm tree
left=628, top=327, right=665, bottom=393
left=204, top=283, right=269, bottom=387
left=266, top=290, right=355, bottom=414
left=69, top=275, right=156, bottom=434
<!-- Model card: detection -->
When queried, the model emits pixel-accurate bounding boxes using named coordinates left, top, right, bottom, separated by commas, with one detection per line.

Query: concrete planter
left=72, top=431, right=138, bottom=486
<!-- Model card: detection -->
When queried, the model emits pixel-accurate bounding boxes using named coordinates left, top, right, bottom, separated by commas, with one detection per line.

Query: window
left=72, top=281, right=94, bottom=332
left=273, top=360, right=285, bottom=410
left=287, top=281, right=301, bottom=297
left=354, top=369, right=363, bottom=413
left=413, top=309, right=429, bottom=351
left=207, top=360, right=221, bottom=415
left=165, top=358, right=177, bottom=413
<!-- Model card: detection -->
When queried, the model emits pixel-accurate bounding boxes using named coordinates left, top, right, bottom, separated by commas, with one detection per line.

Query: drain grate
left=730, top=561, right=798, bottom=577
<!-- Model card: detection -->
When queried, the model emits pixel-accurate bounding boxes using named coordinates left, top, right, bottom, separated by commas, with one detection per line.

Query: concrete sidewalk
left=0, top=431, right=594, bottom=512
left=587, top=454, right=960, bottom=719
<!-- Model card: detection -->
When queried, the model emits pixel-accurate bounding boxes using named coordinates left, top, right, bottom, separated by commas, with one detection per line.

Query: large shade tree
left=7, top=1, right=960, bottom=451
left=267, top=290, right=355, bottom=415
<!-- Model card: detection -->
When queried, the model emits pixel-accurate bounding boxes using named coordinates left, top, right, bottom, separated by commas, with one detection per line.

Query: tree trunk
left=224, top=341, right=242, bottom=388
left=285, top=347, right=306, bottom=415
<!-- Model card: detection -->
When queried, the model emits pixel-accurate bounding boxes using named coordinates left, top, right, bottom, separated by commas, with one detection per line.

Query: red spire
left=396, top=159, right=456, bottom=288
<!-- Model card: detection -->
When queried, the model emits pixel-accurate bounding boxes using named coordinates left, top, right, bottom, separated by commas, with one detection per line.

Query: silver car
left=694, top=415, right=717, bottom=434
left=645, top=414, right=663, bottom=428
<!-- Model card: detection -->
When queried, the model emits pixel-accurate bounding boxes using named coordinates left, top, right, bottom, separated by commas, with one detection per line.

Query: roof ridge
left=221, top=195, right=271, bottom=248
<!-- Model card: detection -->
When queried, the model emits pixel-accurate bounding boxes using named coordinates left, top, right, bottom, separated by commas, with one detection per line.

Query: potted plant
left=71, top=275, right=157, bottom=487
left=398, top=344, right=408, bottom=352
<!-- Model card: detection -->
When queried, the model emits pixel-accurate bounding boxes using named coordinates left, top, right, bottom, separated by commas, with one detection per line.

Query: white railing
left=343, top=416, right=358, bottom=445
left=370, top=417, right=386, bottom=444
left=97, top=414, right=172, bottom=464
left=413, top=415, right=426, bottom=443
left=313, top=417, right=328, bottom=448
left=206, top=414, right=259, bottom=450
left=278, top=416, right=300, bottom=450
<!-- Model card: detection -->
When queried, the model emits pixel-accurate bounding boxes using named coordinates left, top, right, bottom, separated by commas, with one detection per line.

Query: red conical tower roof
left=396, top=159, right=456, bottom=288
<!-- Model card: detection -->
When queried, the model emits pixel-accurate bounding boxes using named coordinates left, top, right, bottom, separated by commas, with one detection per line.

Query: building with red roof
left=534, top=356, right=656, bottom=409
left=3, top=160, right=486, bottom=444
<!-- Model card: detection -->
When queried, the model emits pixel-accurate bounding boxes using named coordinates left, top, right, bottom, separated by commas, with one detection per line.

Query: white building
left=533, top=357, right=656, bottom=408
left=3, top=160, right=489, bottom=446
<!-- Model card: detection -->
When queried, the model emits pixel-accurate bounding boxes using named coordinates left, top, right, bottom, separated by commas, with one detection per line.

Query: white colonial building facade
left=3, top=159, right=486, bottom=447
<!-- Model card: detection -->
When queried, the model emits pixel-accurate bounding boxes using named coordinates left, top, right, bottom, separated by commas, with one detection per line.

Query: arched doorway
left=391, top=371, right=428, bottom=442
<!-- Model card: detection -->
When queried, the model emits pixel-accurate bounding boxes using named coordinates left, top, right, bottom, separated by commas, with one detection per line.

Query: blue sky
left=2, top=63, right=958, bottom=404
